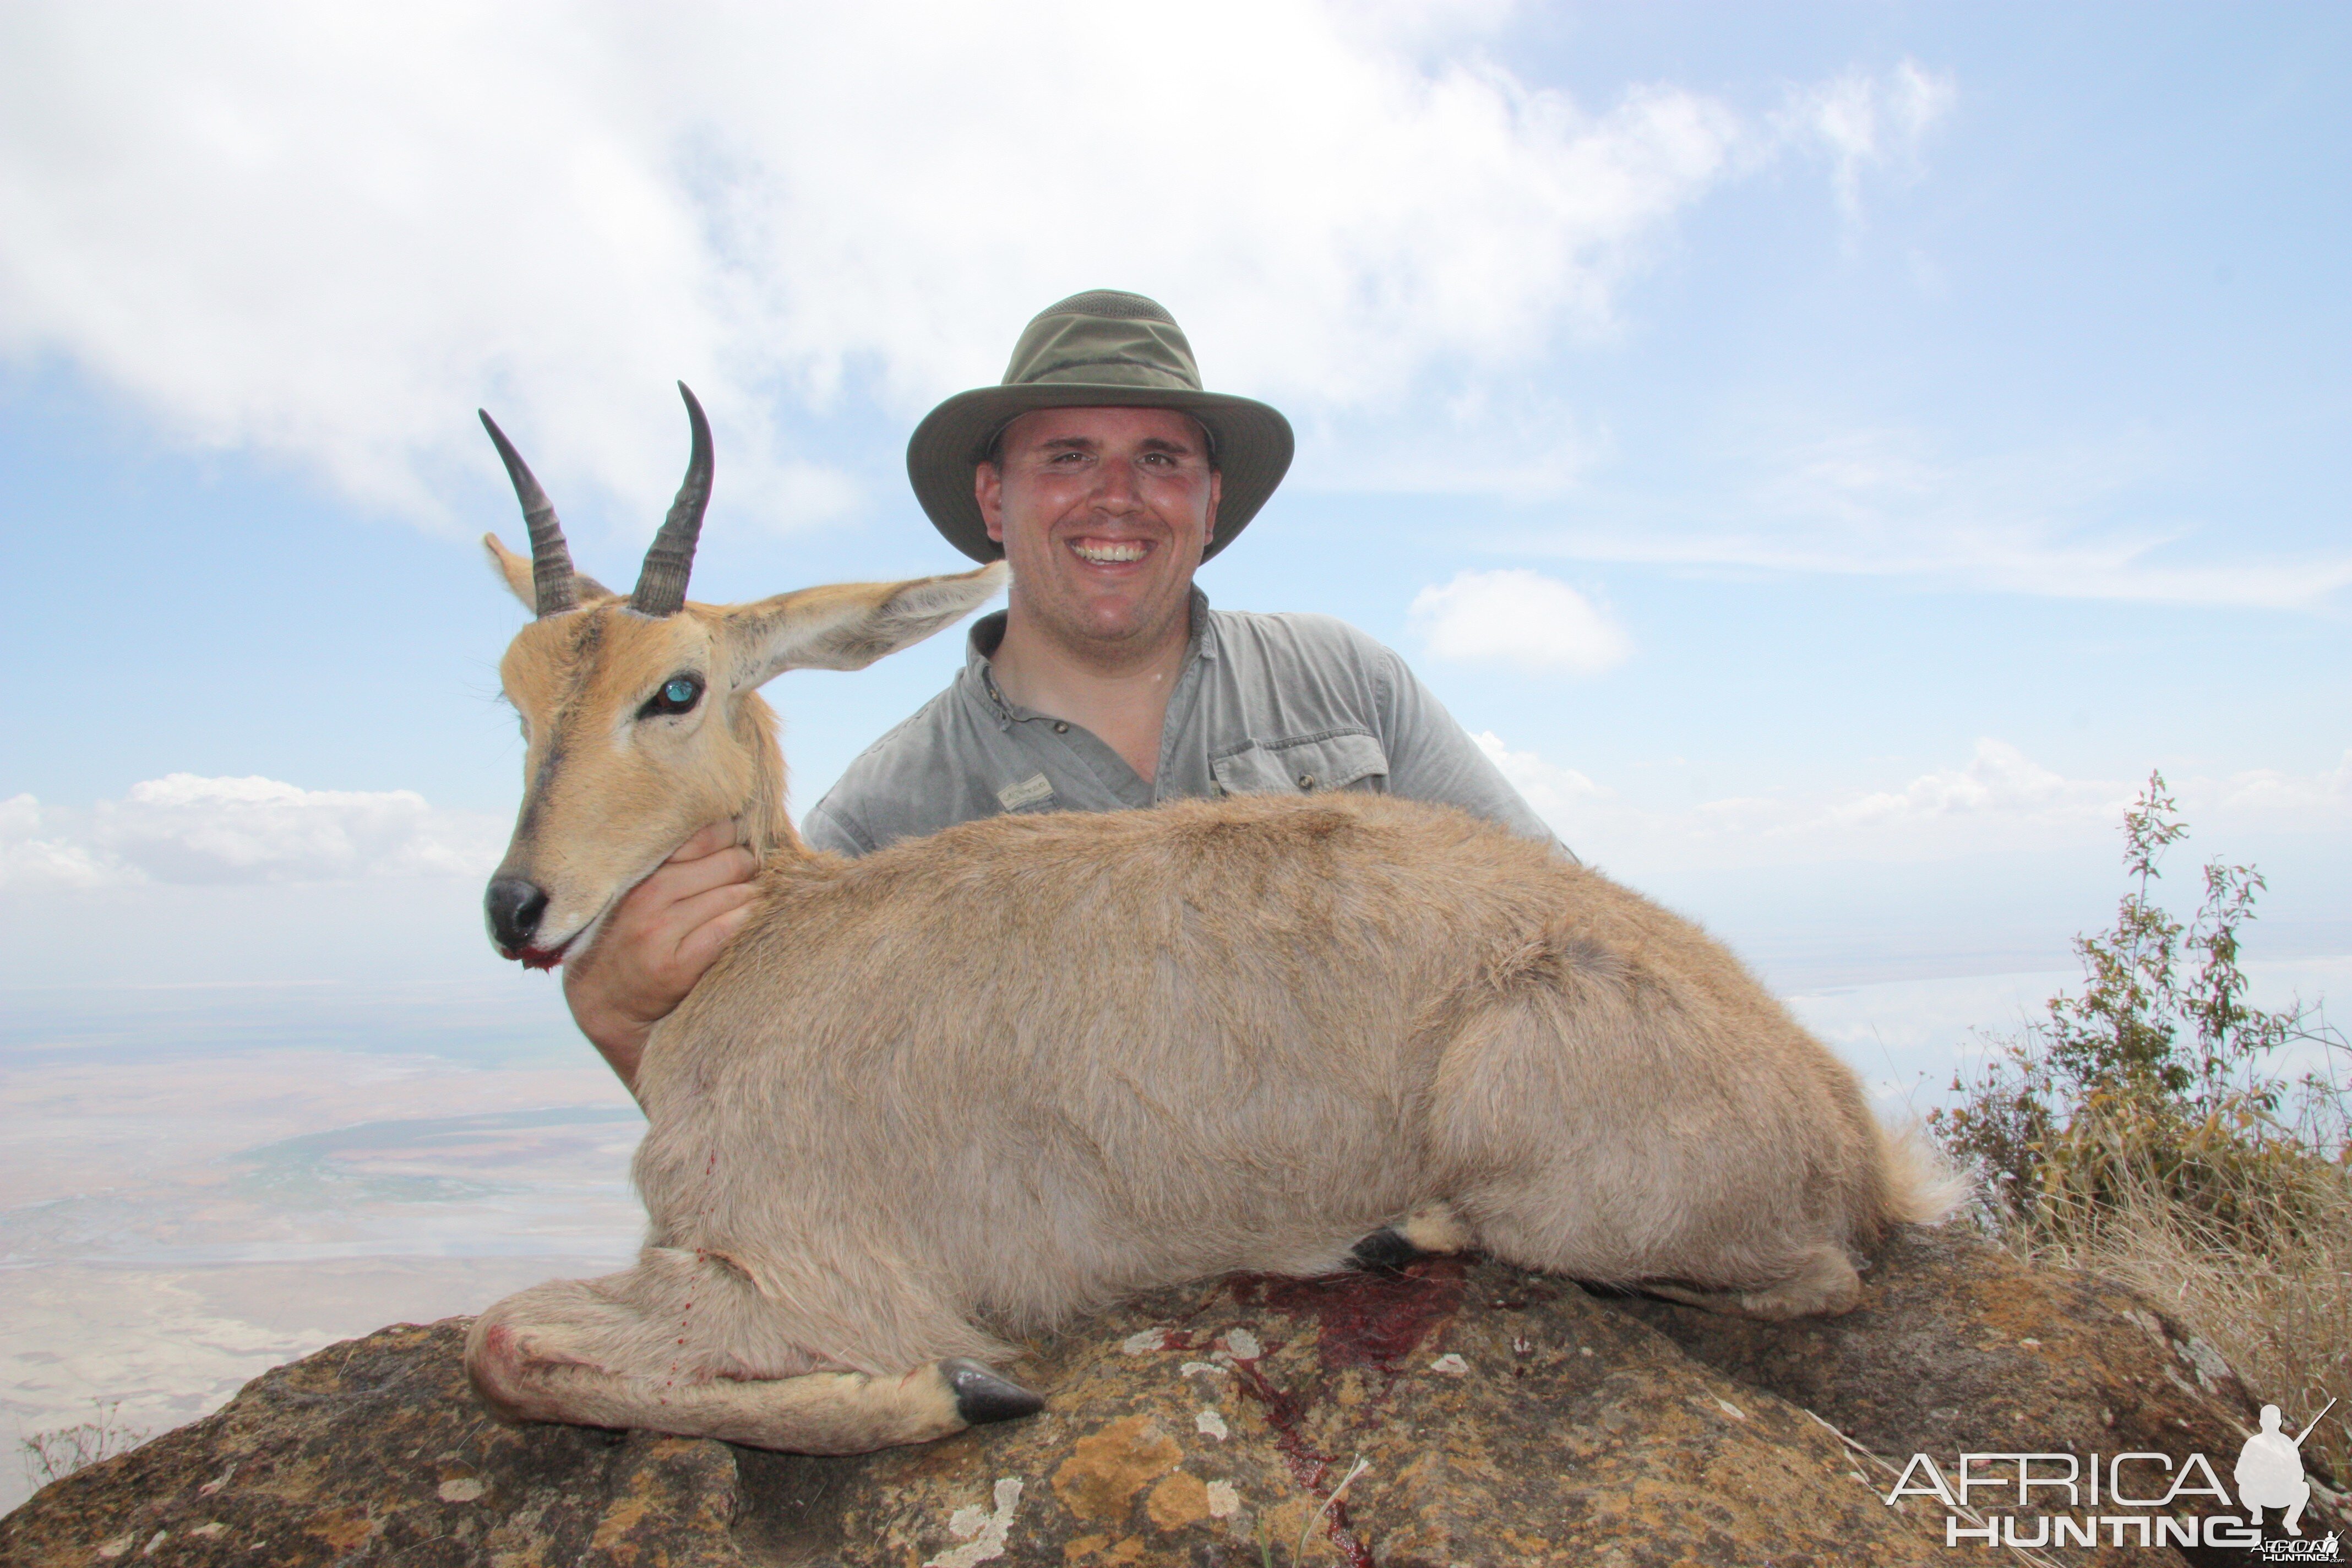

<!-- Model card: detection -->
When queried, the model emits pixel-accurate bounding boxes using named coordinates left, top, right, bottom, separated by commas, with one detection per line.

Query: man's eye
left=640, top=673, right=704, bottom=718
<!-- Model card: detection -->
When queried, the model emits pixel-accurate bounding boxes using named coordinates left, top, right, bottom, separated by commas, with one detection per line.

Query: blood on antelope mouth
left=508, top=933, right=577, bottom=970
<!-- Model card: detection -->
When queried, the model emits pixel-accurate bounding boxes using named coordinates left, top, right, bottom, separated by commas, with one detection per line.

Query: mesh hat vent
left=1033, top=290, right=1177, bottom=324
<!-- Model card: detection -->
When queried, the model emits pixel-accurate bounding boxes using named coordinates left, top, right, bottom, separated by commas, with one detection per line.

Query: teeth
left=1072, top=541, right=1146, bottom=564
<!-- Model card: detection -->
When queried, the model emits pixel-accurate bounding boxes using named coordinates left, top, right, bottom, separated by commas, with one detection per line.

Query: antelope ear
left=723, top=562, right=1008, bottom=689
left=483, top=534, right=615, bottom=608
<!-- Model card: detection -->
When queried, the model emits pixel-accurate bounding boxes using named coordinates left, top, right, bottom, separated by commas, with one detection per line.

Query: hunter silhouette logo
left=1881, top=1393, right=2341, bottom=1555
left=2239, top=1398, right=2334, bottom=1540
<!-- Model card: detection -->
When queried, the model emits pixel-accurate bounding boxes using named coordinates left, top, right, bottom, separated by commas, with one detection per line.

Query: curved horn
left=631, top=383, right=713, bottom=617
left=479, top=410, right=578, bottom=618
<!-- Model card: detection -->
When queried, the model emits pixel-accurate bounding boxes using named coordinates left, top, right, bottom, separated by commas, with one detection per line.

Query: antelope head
left=478, top=384, right=1005, bottom=967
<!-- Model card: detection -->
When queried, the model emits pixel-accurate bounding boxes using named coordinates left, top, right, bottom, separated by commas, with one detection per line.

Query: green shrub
left=1931, top=771, right=2351, bottom=1479
left=1932, top=770, right=2347, bottom=1248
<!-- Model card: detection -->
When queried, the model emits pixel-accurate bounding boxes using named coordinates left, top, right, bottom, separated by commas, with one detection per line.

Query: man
left=564, top=290, right=1560, bottom=1071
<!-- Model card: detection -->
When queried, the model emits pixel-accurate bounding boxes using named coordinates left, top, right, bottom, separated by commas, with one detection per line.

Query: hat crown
left=1004, top=291, right=1203, bottom=393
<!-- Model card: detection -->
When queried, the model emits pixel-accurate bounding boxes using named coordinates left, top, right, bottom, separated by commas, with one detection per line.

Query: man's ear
left=722, top=562, right=1009, bottom=689
left=975, top=461, right=1006, bottom=546
left=483, top=534, right=615, bottom=609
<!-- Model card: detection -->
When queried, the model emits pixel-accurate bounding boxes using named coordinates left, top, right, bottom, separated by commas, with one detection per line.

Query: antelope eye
left=641, top=673, right=704, bottom=717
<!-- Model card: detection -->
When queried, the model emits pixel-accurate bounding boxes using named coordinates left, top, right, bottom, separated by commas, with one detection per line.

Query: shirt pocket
left=1211, top=731, right=1390, bottom=798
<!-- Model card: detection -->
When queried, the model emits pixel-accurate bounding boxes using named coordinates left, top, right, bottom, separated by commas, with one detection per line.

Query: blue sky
left=4, top=1, right=2347, bottom=999
left=4, top=3, right=2350, bottom=1499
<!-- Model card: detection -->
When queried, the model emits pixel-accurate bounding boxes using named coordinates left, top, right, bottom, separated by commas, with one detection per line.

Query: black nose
left=486, top=877, right=549, bottom=954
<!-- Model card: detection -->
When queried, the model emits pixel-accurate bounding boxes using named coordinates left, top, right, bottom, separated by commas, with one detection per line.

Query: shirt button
left=1053, top=721, right=1070, bottom=734
left=1297, top=772, right=1316, bottom=790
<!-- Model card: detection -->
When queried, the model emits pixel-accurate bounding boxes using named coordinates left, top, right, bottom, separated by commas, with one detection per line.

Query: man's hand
left=562, top=822, right=759, bottom=1091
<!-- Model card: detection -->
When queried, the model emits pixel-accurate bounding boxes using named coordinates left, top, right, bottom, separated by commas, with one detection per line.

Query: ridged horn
left=478, top=410, right=578, bottom=618
left=631, top=383, right=713, bottom=617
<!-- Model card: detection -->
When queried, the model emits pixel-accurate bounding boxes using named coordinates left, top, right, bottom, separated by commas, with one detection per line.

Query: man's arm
left=1368, top=641, right=1572, bottom=855
left=561, top=822, right=759, bottom=1092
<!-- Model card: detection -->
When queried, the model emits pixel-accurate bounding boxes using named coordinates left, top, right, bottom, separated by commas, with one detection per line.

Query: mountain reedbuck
left=466, top=385, right=1959, bottom=1455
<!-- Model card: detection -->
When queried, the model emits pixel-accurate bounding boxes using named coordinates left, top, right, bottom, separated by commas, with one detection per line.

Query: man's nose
left=1088, top=457, right=1144, bottom=513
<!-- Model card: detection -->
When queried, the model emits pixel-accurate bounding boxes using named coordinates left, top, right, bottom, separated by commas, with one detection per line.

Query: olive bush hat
left=907, top=290, right=1294, bottom=564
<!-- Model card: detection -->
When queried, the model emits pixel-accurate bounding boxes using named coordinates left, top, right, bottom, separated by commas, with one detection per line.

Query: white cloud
left=1480, top=737, right=2352, bottom=874
left=1473, top=731, right=1608, bottom=821
left=1510, top=425, right=2352, bottom=609
left=1783, top=59, right=1957, bottom=224
left=1829, top=739, right=2118, bottom=827
left=1, top=776, right=503, bottom=888
left=0, top=794, right=115, bottom=888
left=1411, top=568, right=1632, bottom=672
left=0, top=3, right=1905, bottom=530
left=2212, top=754, right=2352, bottom=816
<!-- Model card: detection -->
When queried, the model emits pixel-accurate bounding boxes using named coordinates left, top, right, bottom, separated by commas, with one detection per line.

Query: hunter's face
left=976, top=405, right=1221, bottom=658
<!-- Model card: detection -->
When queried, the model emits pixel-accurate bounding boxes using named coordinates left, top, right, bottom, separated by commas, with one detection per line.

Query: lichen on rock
left=5, top=1227, right=2334, bottom=1566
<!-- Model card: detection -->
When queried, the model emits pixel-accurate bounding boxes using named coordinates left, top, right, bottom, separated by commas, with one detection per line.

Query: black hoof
left=941, top=1358, right=1044, bottom=1427
left=1349, top=1226, right=1423, bottom=1273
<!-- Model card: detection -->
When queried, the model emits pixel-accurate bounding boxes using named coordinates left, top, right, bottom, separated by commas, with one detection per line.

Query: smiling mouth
left=1070, top=539, right=1151, bottom=565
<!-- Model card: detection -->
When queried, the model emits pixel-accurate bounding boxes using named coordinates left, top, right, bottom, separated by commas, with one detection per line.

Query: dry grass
left=1931, top=774, right=2352, bottom=1487
left=17, top=1401, right=149, bottom=1493
left=1989, top=1146, right=2352, bottom=1487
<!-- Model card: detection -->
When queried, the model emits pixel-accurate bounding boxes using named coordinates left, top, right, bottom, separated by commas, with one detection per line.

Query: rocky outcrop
left=5, top=1227, right=2336, bottom=1566
left=1620, top=1226, right=2349, bottom=1566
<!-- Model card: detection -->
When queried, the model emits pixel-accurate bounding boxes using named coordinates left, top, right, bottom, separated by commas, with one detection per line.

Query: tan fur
left=480, top=543, right=999, bottom=956
left=470, top=543, right=1958, bottom=1455
left=1396, top=1202, right=1474, bottom=1254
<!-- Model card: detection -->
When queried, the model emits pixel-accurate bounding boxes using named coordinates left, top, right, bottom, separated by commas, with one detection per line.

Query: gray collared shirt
left=803, top=589, right=1563, bottom=857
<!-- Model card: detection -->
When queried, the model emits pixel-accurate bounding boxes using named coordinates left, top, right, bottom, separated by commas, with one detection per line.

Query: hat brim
left=906, top=384, right=1294, bottom=564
